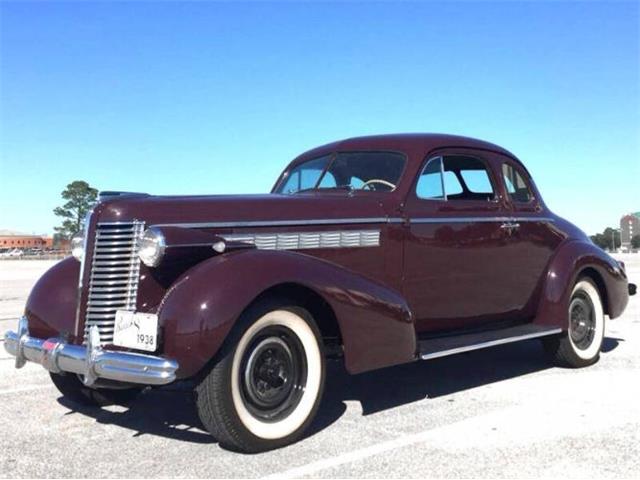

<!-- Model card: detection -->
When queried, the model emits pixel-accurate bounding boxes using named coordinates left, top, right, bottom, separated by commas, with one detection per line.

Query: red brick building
left=0, top=230, right=53, bottom=249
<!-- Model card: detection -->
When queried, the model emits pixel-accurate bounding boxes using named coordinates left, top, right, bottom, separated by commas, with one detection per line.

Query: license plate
left=113, top=310, right=158, bottom=352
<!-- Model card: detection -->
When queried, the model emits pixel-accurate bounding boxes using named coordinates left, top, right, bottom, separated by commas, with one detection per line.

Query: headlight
left=138, top=228, right=166, bottom=267
left=71, top=231, right=85, bottom=261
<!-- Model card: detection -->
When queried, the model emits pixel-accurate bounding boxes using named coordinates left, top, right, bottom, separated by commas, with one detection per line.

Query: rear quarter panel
left=534, top=239, right=629, bottom=329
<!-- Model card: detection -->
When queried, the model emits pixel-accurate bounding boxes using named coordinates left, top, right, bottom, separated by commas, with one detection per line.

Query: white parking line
left=262, top=385, right=636, bottom=480
left=263, top=419, right=472, bottom=480
left=0, top=385, right=53, bottom=396
left=262, top=429, right=440, bottom=479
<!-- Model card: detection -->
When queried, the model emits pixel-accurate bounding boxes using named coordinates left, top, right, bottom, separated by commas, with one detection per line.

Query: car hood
left=93, top=193, right=393, bottom=229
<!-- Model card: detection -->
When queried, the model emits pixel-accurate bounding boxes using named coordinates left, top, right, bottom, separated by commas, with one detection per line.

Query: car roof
left=289, top=133, right=520, bottom=168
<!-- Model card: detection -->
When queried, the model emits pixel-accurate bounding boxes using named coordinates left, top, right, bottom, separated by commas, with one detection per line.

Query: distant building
left=620, top=212, right=640, bottom=250
left=0, top=229, right=53, bottom=249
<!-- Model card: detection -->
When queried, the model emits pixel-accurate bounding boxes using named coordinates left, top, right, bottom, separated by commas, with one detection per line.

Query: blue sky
left=1, top=0, right=638, bottom=236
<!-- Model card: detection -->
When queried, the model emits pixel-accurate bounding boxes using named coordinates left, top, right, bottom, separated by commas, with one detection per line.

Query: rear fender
left=534, top=240, right=629, bottom=329
left=158, top=249, right=415, bottom=378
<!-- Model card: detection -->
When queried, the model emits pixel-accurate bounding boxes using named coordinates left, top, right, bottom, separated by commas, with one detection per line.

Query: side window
left=460, top=170, right=493, bottom=194
left=416, top=155, right=495, bottom=201
left=443, top=171, right=463, bottom=195
left=416, top=157, right=445, bottom=199
left=502, top=163, right=533, bottom=203
left=443, top=156, right=495, bottom=201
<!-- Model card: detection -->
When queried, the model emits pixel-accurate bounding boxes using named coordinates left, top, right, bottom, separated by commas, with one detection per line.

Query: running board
left=418, top=324, right=562, bottom=360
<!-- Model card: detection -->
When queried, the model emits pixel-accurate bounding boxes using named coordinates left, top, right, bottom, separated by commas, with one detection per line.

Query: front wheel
left=195, top=301, right=326, bottom=452
left=544, top=278, right=605, bottom=368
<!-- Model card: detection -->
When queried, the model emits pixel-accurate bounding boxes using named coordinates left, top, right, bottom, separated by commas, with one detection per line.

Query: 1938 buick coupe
left=5, top=134, right=636, bottom=452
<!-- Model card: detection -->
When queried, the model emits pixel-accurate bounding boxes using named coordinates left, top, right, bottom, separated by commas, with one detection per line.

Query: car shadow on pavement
left=320, top=336, right=622, bottom=417
left=58, top=385, right=217, bottom=444
left=56, top=381, right=347, bottom=446
left=55, top=336, right=621, bottom=446
left=601, top=336, right=624, bottom=352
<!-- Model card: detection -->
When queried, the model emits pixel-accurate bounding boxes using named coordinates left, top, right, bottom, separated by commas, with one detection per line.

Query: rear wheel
left=195, top=300, right=326, bottom=452
left=544, top=278, right=605, bottom=367
left=49, top=372, right=142, bottom=407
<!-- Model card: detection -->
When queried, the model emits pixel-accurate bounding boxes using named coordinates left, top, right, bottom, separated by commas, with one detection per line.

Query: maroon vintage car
left=5, top=134, right=635, bottom=452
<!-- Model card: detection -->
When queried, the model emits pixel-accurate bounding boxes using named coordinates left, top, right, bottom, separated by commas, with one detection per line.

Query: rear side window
left=502, top=163, right=533, bottom=203
left=416, top=155, right=496, bottom=201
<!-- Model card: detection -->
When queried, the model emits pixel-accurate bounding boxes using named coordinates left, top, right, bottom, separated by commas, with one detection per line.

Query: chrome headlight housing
left=138, top=228, right=166, bottom=267
left=71, top=231, right=85, bottom=262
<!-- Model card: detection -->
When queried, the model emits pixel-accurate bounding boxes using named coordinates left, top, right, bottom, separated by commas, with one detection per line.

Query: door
left=402, top=150, right=517, bottom=334
left=495, top=156, right=563, bottom=320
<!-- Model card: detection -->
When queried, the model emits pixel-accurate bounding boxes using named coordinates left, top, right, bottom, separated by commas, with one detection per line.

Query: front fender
left=158, top=249, right=415, bottom=378
left=24, top=257, right=80, bottom=341
left=535, top=240, right=629, bottom=329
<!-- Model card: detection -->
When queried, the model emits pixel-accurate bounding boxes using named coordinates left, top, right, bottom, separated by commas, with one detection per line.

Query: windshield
left=275, top=151, right=406, bottom=194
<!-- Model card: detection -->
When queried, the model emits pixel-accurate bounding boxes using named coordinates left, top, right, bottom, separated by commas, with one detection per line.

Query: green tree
left=602, top=227, right=622, bottom=250
left=53, top=181, right=98, bottom=239
left=590, top=227, right=621, bottom=251
left=632, top=234, right=640, bottom=249
left=590, top=233, right=607, bottom=249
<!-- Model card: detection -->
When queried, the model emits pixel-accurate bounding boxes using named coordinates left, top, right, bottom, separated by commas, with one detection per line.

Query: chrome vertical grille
left=83, top=221, right=145, bottom=344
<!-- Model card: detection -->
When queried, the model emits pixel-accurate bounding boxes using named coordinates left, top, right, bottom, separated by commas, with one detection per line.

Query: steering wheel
left=361, top=179, right=396, bottom=191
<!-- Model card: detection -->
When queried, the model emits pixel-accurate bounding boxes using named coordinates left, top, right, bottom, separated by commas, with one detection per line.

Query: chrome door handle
left=500, top=222, right=520, bottom=232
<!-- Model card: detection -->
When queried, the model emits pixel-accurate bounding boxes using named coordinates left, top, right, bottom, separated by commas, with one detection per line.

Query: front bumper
left=4, top=317, right=178, bottom=386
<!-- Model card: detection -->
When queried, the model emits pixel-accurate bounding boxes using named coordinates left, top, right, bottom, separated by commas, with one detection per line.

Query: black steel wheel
left=195, top=299, right=326, bottom=453
left=569, top=291, right=596, bottom=351
left=240, top=326, right=308, bottom=422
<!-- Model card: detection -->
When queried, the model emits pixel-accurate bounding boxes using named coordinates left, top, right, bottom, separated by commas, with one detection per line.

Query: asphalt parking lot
left=1, top=257, right=639, bottom=478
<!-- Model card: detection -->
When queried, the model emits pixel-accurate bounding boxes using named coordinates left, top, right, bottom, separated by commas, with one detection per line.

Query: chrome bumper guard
left=4, top=317, right=178, bottom=386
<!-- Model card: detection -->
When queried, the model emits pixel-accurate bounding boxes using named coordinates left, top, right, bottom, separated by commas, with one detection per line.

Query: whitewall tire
left=196, top=300, right=326, bottom=452
left=544, top=278, right=605, bottom=368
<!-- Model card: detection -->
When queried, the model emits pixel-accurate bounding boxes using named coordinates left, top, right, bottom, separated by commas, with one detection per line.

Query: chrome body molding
left=152, top=217, right=393, bottom=229
left=84, top=221, right=145, bottom=344
left=420, top=327, right=562, bottom=360
left=151, top=216, right=553, bottom=231
left=223, top=230, right=381, bottom=250
left=4, top=317, right=178, bottom=386
left=409, top=216, right=555, bottom=224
